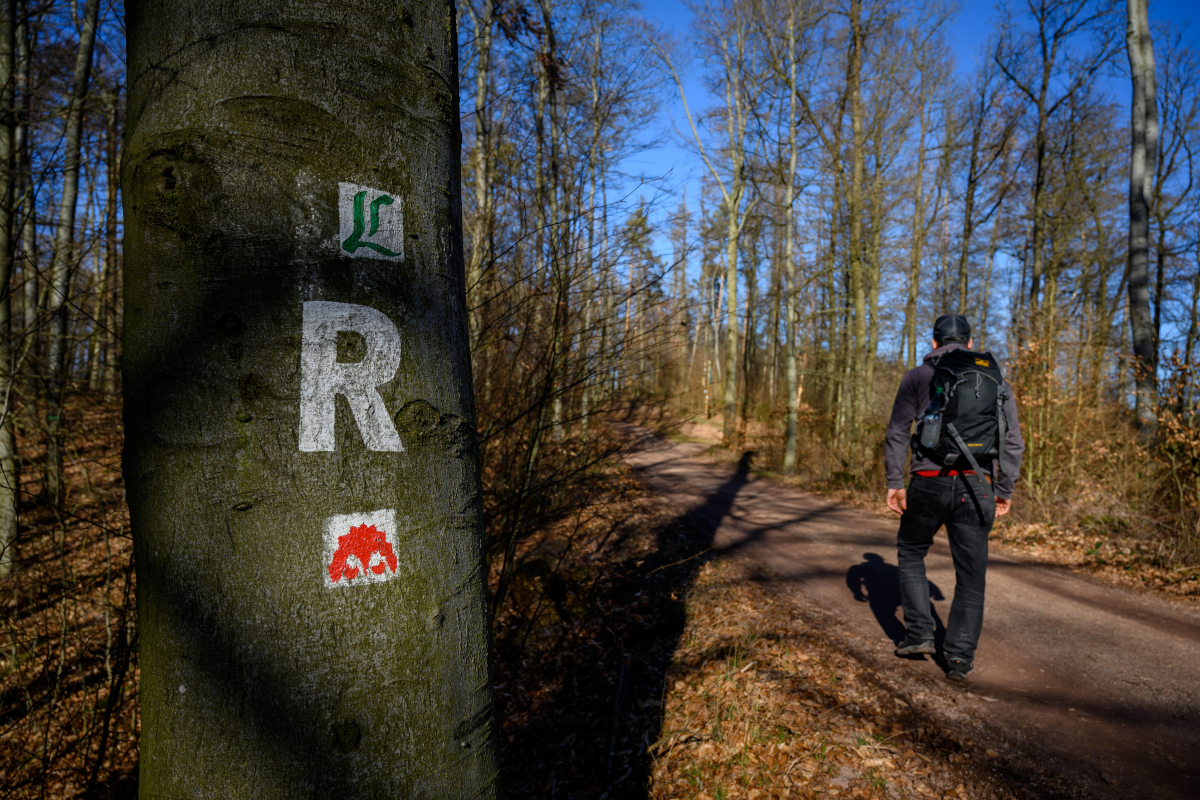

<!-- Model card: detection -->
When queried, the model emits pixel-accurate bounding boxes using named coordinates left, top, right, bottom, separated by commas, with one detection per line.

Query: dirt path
left=624, top=428, right=1200, bottom=799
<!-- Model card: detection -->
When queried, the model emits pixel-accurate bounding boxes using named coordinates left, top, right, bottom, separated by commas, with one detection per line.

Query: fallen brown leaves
left=995, top=522, right=1200, bottom=601
left=648, top=559, right=1020, bottom=800
left=0, top=397, right=137, bottom=800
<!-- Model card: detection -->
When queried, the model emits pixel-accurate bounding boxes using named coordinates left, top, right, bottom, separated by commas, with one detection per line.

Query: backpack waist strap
left=914, top=470, right=992, bottom=483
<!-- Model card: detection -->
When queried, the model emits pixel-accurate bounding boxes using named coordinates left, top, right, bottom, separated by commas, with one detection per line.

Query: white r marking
left=299, top=301, right=404, bottom=452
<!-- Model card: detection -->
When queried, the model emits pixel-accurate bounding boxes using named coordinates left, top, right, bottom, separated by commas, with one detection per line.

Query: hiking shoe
left=894, top=637, right=936, bottom=656
left=945, top=659, right=974, bottom=682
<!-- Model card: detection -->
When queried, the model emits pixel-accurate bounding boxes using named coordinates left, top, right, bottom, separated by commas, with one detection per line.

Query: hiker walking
left=883, top=315, right=1024, bottom=681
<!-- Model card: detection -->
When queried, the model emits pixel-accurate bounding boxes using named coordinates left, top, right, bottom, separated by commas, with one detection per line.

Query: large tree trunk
left=44, top=0, right=101, bottom=505
left=1126, top=0, right=1158, bottom=438
left=122, top=1, right=499, bottom=795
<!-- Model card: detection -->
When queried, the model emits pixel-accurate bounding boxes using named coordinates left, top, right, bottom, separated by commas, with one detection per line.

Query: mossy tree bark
left=122, top=1, right=499, bottom=796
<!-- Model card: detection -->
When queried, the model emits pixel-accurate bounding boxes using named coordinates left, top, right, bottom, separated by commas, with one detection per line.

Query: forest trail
left=622, top=426, right=1200, bottom=800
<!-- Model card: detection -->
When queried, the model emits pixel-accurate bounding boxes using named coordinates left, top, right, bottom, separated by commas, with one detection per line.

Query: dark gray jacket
left=884, top=343, right=1025, bottom=499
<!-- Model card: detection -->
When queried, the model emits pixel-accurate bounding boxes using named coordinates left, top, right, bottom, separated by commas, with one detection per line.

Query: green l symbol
left=342, top=191, right=401, bottom=257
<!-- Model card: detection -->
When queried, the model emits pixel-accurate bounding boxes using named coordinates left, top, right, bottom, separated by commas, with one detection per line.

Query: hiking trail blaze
left=328, top=523, right=398, bottom=583
left=321, top=508, right=401, bottom=588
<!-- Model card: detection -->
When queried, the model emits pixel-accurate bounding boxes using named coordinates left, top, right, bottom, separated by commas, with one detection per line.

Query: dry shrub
left=1155, top=352, right=1200, bottom=561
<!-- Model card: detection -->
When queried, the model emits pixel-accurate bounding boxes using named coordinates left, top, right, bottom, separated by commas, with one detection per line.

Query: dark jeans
left=897, top=474, right=995, bottom=664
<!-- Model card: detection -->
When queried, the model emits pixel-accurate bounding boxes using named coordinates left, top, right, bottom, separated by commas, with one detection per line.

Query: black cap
left=933, top=314, right=970, bottom=343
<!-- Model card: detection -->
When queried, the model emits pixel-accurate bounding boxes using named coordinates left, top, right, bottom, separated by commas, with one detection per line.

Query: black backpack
left=913, top=349, right=1009, bottom=477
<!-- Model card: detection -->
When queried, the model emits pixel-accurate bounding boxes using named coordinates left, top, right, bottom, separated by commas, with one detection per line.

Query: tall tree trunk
left=957, top=115, right=983, bottom=313
left=739, top=231, right=757, bottom=429
left=845, top=0, right=867, bottom=450
left=101, top=82, right=121, bottom=397
left=123, top=0, right=499, bottom=794
left=0, top=0, right=16, bottom=580
left=535, top=0, right=567, bottom=442
left=782, top=7, right=800, bottom=472
left=782, top=4, right=800, bottom=473
left=16, top=0, right=35, bottom=404
left=465, top=0, right=493, bottom=352
left=724, top=196, right=741, bottom=442
left=768, top=221, right=780, bottom=405
left=88, top=89, right=119, bottom=394
left=905, top=103, right=929, bottom=371
left=1127, top=0, right=1158, bottom=438
left=44, top=0, right=100, bottom=506
left=581, top=21, right=604, bottom=438
left=863, top=110, right=886, bottom=422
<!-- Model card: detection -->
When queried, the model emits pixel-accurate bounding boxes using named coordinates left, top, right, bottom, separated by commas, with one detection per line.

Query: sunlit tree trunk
left=465, top=0, right=493, bottom=352
left=845, top=0, right=867, bottom=441
left=1126, top=0, right=1158, bottom=437
left=123, top=0, right=499, bottom=794
left=905, top=99, right=929, bottom=371
left=782, top=3, right=801, bottom=474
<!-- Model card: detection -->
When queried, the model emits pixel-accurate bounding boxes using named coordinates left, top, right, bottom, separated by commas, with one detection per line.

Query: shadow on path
left=496, top=449, right=755, bottom=799
left=846, top=552, right=946, bottom=662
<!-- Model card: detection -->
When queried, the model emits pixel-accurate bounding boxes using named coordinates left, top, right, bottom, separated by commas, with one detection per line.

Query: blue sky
left=628, top=0, right=1199, bottom=248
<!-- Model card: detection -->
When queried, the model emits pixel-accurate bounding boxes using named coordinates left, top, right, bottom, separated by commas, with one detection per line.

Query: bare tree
left=995, top=0, right=1119, bottom=342
left=658, top=0, right=759, bottom=445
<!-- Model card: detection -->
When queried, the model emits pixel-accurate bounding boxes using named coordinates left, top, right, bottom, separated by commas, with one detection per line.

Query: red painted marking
left=328, top=523, right=398, bottom=583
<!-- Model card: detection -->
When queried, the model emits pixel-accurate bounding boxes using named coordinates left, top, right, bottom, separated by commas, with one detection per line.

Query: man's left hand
left=886, top=488, right=907, bottom=515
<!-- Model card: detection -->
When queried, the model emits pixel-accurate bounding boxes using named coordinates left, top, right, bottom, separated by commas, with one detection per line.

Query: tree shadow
left=845, top=552, right=946, bottom=659
left=496, top=450, right=756, bottom=798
